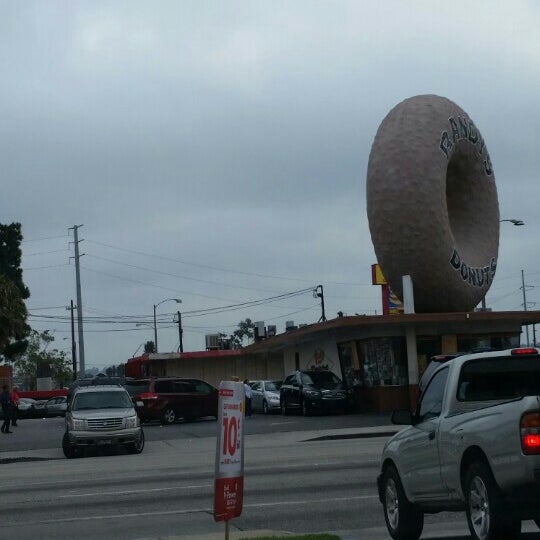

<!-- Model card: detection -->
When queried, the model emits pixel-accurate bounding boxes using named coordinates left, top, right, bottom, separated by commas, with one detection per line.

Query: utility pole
left=177, top=310, right=183, bottom=353
left=314, top=285, right=327, bottom=322
left=69, top=225, right=85, bottom=377
left=521, top=269, right=530, bottom=346
left=66, top=300, right=77, bottom=380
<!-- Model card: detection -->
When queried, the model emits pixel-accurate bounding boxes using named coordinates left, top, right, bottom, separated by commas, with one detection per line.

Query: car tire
left=382, top=465, right=424, bottom=540
left=302, top=400, right=310, bottom=417
left=162, top=408, right=176, bottom=425
left=262, top=400, right=268, bottom=415
left=465, top=460, right=521, bottom=540
left=280, top=401, right=289, bottom=416
left=127, top=430, right=145, bottom=454
left=62, top=433, right=79, bottom=459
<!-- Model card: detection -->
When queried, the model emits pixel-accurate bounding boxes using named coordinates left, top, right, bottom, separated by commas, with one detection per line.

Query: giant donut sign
left=366, top=95, right=499, bottom=312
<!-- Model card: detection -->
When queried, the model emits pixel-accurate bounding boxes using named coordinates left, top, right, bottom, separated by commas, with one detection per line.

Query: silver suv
left=63, top=385, right=144, bottom=458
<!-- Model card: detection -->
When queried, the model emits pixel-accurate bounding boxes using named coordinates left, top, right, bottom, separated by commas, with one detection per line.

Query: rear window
left=458, top=356, right=540, bottom=401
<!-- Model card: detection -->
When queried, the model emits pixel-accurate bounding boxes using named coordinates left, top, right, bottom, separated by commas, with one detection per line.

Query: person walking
left=1, top=385, right=13, bottom=433
left=243, top=379, right=252, bottom=417
left=10, top=386, right=20, bottom=427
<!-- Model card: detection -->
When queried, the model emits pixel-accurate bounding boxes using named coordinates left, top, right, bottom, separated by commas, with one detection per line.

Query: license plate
left=97, top=439, right=113, bottom=445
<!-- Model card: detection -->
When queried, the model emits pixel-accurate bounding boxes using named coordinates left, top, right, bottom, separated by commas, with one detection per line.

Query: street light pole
left=153, top=298, right=182, bottom=353
left=481, top=218, right=526, bottom=310
left=313, top=285, right=327, bottom=322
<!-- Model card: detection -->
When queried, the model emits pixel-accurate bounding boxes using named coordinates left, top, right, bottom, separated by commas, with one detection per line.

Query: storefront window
left=359, top=337, right=407, bottom=387
left=338, top=343, right=362, bottom=389
left=457, top=334, right=519, bottom=352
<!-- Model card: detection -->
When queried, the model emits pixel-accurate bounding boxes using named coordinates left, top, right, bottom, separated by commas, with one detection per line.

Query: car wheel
left=162, top=408, right=176, bottom=425
left=127, top=430, right=145, bottom=454
left=62, top=433, right=79, bottom=459
left=280, top=401, right=289, bottom=416
left=382, top=465, right=423, bottom=540
left=302, top=400, right=310, bottom=417
left=262, top=400, right=268, bottom=415
left=465, top=460, right=521, bottom=540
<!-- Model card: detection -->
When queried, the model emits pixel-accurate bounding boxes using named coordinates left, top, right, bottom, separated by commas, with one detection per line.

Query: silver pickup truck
left=378, top=347, right=540, bottom=540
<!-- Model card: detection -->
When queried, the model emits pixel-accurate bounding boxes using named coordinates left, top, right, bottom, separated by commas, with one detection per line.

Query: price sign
left=213, top=381, right=245, bottom=522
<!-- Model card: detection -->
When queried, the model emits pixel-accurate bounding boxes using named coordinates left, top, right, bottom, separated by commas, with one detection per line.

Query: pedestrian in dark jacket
left=1, top=385, right=13, bottom=433
left=10, top=386, right=20, bottom=426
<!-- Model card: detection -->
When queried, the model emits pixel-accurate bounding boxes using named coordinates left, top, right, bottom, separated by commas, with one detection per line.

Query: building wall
left=162, top=353, right=283, bottom=388
left=283, top=339, right=342, bottom=377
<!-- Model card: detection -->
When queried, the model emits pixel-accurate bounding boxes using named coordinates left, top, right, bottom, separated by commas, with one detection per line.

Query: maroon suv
left=124, top=378, right=218, bottom=424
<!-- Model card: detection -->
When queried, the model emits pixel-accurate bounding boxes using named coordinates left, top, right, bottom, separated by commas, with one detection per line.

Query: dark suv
left=124, top=378, right=218, bottom=424
left=280, top=370, right=347, bottom=416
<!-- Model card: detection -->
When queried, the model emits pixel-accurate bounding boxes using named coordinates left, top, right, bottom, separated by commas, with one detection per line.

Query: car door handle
left=428, top=430, right=436, bottom=440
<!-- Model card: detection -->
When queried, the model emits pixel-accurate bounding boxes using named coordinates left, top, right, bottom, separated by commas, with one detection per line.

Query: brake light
left=138, top=392, right=158, bottom=400
left=520, top=412, right=540, bottom=454
left=511, top=348, right=539, bottom=355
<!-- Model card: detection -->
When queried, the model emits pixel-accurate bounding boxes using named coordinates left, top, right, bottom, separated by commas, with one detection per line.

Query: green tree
left=229, top=318, right=254, bottom=349
left=144, top=341, right=156, bottom=353
left=0, top=274, right=27, bottom=353
left=15, top=330, right=73, bottom=390
left=0, top=223, right=30, bottom=360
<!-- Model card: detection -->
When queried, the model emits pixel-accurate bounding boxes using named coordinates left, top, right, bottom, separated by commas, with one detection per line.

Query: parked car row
left=0, top=396, right=67, bottom=419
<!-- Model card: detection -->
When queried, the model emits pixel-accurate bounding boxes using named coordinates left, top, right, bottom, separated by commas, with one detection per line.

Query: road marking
left=5, top=495, right=380, bottom=526
left=58, top=484, right=212, bottom=498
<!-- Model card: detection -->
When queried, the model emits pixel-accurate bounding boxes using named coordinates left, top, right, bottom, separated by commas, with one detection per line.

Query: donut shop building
left=126, top=310, right=540, bottom=413
left=240, top=310, right=540, bottom=412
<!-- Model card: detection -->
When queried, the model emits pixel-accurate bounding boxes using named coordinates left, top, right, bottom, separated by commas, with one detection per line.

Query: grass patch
left=240, top=536, right=340, bottom=540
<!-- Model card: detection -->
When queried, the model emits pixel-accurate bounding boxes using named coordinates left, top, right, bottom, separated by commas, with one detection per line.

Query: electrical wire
left=86, top=238, right=367, bottom=286
left=86, top=253, right=287, bottom=294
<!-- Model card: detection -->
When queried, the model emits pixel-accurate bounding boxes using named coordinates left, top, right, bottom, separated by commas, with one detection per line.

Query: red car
left=124, top=378, right=218, bottom=424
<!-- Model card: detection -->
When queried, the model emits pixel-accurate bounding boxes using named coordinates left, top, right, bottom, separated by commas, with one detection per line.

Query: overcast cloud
left=1, top=1, right=539, bottom=370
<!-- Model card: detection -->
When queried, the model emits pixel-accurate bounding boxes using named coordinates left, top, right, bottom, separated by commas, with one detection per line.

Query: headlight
left=69, top=418, right=85, bottom=431
left=269, top=396, right=280, bottom=402
left=305, top=390, right=320, bottom=397
left=125, top=415, right=139, bottom=428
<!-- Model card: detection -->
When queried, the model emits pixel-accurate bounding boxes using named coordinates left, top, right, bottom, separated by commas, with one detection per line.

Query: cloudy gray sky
left=2, top=1, right=539, bottom=370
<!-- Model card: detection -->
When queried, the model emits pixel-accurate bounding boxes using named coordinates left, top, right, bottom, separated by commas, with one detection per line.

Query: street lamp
left=500, top=219, right=525, bottom=226
left=153, top=298, right=182, bottom=353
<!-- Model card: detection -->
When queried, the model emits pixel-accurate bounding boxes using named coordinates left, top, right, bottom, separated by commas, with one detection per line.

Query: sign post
left=214, top=380, right=245, bottom=535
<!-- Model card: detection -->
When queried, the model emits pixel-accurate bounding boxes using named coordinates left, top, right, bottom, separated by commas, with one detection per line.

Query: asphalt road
left=1, top=413, right=539, bottom=540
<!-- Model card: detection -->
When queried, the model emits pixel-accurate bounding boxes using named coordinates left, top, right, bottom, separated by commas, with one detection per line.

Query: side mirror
left=391, top=409, right=414, bottom=425
left=292, top=382, right=299, bottom=388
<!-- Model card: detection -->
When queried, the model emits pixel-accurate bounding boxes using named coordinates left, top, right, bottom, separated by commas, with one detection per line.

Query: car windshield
left=72, top=391, right=133, bottom=410
left=265, top=381, right=282, bottom=391
left=302, top=372, right=341, bottom=388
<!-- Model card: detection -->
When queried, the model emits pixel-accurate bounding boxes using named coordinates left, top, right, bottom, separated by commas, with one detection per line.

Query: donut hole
left=445, top=148, right=491, bottom=263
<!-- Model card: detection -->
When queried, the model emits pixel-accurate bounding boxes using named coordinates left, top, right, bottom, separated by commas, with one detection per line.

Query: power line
left=86, top=253, right=287, bottom=294
left=23, top=248, right=70, bottom=257
left=22, top=263, right=70, bottom=271
left=22, top=234, right=68, bottom=243
left=86, top=238, right=366, bottom=286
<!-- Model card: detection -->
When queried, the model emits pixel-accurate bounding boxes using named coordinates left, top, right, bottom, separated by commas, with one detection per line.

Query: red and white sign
left=214, top=380, right=245, bottom=522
